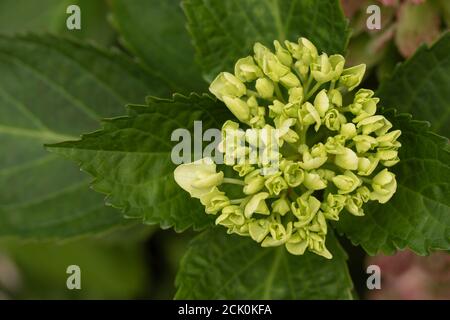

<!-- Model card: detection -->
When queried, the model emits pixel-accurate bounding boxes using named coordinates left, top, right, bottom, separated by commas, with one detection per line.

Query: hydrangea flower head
left=175, top=38, right=401, bottom=259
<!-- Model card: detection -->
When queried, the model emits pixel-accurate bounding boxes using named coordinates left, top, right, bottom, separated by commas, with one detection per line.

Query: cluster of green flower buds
left=174, top=37, right=401, bottom=259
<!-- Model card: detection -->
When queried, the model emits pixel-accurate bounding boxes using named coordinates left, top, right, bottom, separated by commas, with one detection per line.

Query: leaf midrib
left=0, top=125, right=77, bottom=142
left=0, top=52, right=99, bottom=120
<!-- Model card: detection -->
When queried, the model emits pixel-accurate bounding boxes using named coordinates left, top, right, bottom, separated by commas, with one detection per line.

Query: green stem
left=288, top=188, right=300, bottom=201
left=305, top=82, right=322, bottom=100
left=295, top=69, right=306, bottom=84
left=274, top=82, right=285, bottom=103
left=223, top=178, right=245, bottom=186
left=303, top=74, right=313, bottom=93
left=299, top=125, right=310, bottom=145
left=329, top=80, right=336, bottom=92
left=246, top=89, right=261, bottom=98
left=230, top=198, right=246, bottom=205
left=360, top=177, right=372, bottom=184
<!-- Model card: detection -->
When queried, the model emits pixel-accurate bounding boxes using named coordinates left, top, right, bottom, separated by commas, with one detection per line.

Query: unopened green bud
left=219, top=120, right=242, bottom=153
left=247, top=95, right=259, bottom=109
left=357, top=156, right=379, bottom=176
left=338, top=64, right=366, bottom=91
left=216, top=205, right=245, bottom=227
left=345, top=194, right=364, bottom=216
left=332, top=170, right=361, bottom=194
left=299, top=143, right=328, bottom=169
left=377, top=130, right=401, bottom=148
left=376, top=148, right=399, bottom=163
left=288, top=87, right=304, bottom=103
left=300, top=102, right=321, bottom=131
left=285, top=37, right=318, bottom=65
left=340, top=123, right=357, bottom=139
left=233, top=163, right=254, bottom=177
left=274, top=40, right=293, bottom=66
left=353, top=135, right=378, bottom=153
left=370, top=169, right=397, bottom=203
left=248, top=218, right=270, bottom=243
left=265, top=172, right=288, bottom=195
left=350, top=89, right=379, bottom=122
left=294, top=60, right=309, bottom=77
left=200, top=187, right=230, bottom=214
left=249, top=105, right=266, bottom=128
left=311, top=54, right=345, bottom=83
left=314, top=89, right=330, bottom=117
left=316, top=169, right=336, bottom=181
left=335, top=147, right=359, bottom=170
left=308, top=211, right=327, bottom=234
left=324, top=108, right=346, bottom=131
left=280, top=72, right=301, bottom=88
left=328, top=89, right=343, bottom=107
left=274, top=117, right=299, bottom=143
left=255, top=77, right=274, bottom=99
left=254, top=42, right=290, bottom=82
left=223, top=96, right=251, bottom=123
left=221, top=120, right=240, bottom=135
left=209, top=72, right=246, bottom=101
left=283, top=162, right=305, bottom=187
left=282, top=102, right=300, bottom=118
left=174, top=157, right=224, bottom=198
left=262, top=221, right=292, bottom=247
left=285, top=229, right=309, bottom=255
left=381, top=158, right=400, bottom=167
left=291, top=193, right=321, bottom=226
left=325, top=135, right=346, bottom=155
left=234, top=56, right=263, bottom=82
left=268, top=100, right=284, bottom=117
left=356, top=186, right=371, bottom=202
left=244, top=192, right=270, bottom=218
left=310, top=238, right=332, bottom=259
left=272, top=195, right=291, bottom=216
left=357, top=115, right=393, bottom=136
left=304, top=171, right=327, bottom=190
left=227, top=223, right=249, bottom=237
left=243, top=171, right=265, bottom=195
left=259, top=125, right=281, bottom=152
left=321, top=193, right=347, bottom=220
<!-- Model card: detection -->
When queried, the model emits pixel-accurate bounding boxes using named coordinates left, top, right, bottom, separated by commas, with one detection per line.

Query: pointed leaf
left=48, top=94, right=231, bottom=231
left=0, top=34, right=170, bottom=239
left=175, top=228, right=354, bottom=299
left=183, top=0, right=350, bottom=81
left=110, top=0, right=205, bottom=92
left=0, top=0, right=116, bottom=46
left=377, top=33, right=450, bottom=137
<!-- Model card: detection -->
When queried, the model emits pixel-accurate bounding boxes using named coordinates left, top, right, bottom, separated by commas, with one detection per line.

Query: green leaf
left=182, top=0, right=350, bottom=81
left=377, top=33, right=450, bottom=137
left=110, top=0, right=205, bottom=93
left=335, top=109, right=450, bottom=255
left=0, top=237, right=148, bottom=299
left=0, top=0, right=116, bottom=46
left=48, top=94, right=232, bottom=231
left=175, top=228, right=354, bottom=299
left=0, top=34, right=170, bottom=239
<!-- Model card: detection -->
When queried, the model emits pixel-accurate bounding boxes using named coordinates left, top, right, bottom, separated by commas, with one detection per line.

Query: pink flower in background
left=378, top=0, right=425, bottom=6
left=367, top=251, right=450, bottom=300
left=378, top=0, right=398, bottom=6
left=341, top=0, right=447, bottom=79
